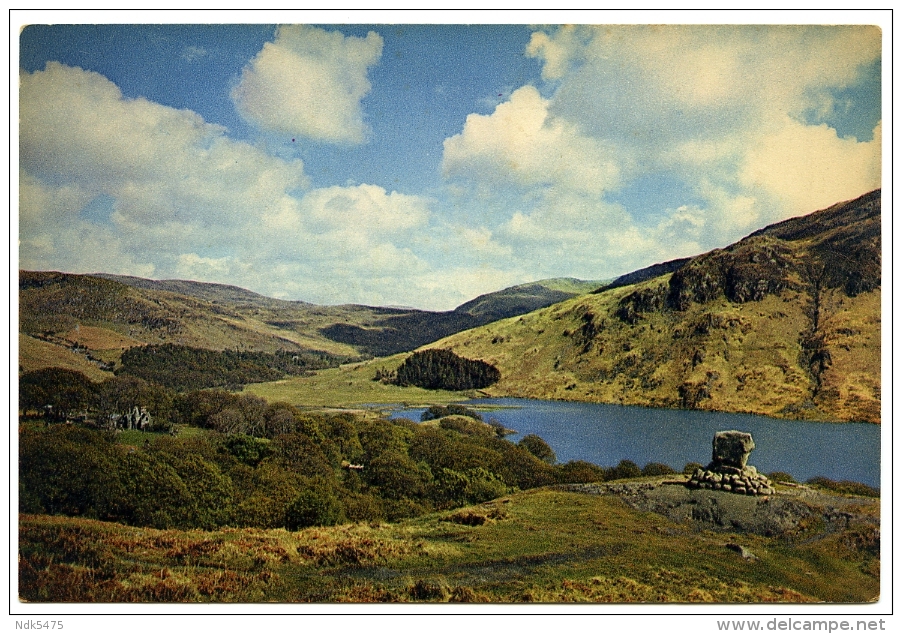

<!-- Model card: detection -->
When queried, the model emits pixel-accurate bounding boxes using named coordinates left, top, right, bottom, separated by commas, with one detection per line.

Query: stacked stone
left=685, top=430, right=775, bottom=496
left=686, top=465, right=774, bottom=495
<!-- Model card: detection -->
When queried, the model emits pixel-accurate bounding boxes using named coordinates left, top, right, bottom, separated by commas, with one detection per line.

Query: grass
left=244, top=355, right=480, bottom=407
left=18, top=334, right=113, bottom=382
left=427, top=282, right=881, bottom=424
left=19, top=486, right=879, bottom=603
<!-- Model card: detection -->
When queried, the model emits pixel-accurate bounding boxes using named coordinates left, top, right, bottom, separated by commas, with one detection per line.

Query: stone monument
left=686, top=430, right=774, bottom=495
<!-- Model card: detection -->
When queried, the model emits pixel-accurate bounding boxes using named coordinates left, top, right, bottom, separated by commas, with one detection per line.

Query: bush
left=518, top=434, right=557, bottom=464
left=682, top=462, right=704, bottom=475
left=19, top=426, right=124, bottom=518
left=341, top=491, right=386, bottom=523
left=432, top=467, right=509, bottom=507
left=365, top=451, right=431, bottom=500
left=641, top=462, right=676, bottom=477
left=285, top=482, right=345, bottom=530
left=230, top=463, right=303, bottom=528
left=557, top=460, right=607, bottom=484
left=224, top=434, right=272, bottom=467
left=438, top=416, right=494, bottom=437
left=767, top=471, right=797, bottom=484
left=805, top=476, right=879, bottom=498
left=271, top=432, right=335, bottom=478
left=608, top=460, right=642, bottom=480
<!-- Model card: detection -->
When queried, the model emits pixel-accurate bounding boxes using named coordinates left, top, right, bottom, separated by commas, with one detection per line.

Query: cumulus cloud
left=442, top=85, right=621, bottom=195
left=438, top=25, right=881, bottom=284
left=532, top=25, right=881, bottom=146
left=740, top=118, right=882, bottom=215
left=17, top=62, right=460, bottom=309
left=20, top=62, right=309, bottom=231
left=231, top=25, right=383, bottom=143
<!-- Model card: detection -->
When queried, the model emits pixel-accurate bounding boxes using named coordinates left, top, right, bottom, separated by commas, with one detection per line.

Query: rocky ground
left=557, top=477, right=880, bottom=539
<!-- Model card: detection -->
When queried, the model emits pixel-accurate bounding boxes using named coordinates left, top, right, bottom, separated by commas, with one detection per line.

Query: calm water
left=389, top=398, right=881, bottom=488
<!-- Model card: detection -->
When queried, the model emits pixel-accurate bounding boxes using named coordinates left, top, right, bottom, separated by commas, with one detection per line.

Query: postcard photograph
left=14, top=14, right=885, bottom=609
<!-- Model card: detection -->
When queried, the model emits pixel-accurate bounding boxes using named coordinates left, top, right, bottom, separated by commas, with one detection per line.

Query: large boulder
left=711, top=430, right=755, bottom=469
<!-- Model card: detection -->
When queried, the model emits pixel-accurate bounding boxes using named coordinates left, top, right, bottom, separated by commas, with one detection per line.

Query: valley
left=16, top=190, right=884, bottom=604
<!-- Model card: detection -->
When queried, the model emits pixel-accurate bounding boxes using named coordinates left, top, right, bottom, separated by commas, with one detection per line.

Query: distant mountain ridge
left=18, top=269, right=607, bottom=373
left=92, top=273, right=312, bottom=308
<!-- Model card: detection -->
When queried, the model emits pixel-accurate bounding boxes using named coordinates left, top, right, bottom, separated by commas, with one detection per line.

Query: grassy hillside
left=244, top=356, right=474, bottom=407
left=19, top=481, right=879, bottom=603
left=18, top=334, right=113, bottom=381
left=421, top=191, right=881, bottom=423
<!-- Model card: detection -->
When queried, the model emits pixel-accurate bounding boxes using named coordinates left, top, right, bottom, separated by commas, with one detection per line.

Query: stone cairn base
left=686, top=465, right=774, bottom=496
left=685, top=430, right=774, bottom=496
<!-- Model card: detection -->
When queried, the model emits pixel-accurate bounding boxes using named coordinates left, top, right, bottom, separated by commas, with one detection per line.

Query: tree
left=19, top=368, right=95, bottom=419
left=394, top=349, right=500, bottom=391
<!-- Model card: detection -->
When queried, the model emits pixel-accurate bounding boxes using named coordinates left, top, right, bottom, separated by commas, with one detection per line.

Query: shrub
left=19, top=426, right=124, bottom=518
left=641, top=462, right=676, bottom=477
left=518, top=434, right=557, bottom=464
left=557, top=460, right=607, bottom=484
left=230, top=463, right=303, bottom=528
left=438, top=416, right=494, bottom=437
left=682, top=462, right=704, bottom=475
left=157, top=451, right=235, bottom=529
left=224, top=434, right=272, bottom=467
left=271, top=432, right=335, bottom=478
left=285, top=482, right=345, bottom=530
left=119, top=451, right=195, bottom=528
left=432, top=467, right=509, bottom=506
left=365, top=451, right=431, bottom=501
left=608, top=460, right=642, bottom=480
left=340, top=491, right=386, bottom=523
left=767, top=471, right=797, bottom=484
left=805, top=476, right=879, bottom=498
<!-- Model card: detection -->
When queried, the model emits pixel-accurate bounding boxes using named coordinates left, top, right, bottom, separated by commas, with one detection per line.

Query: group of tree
left=117, top=344, right=346, bottom=392
left=19, top=392, right=694, bottom=532
left=18, top=364, right=706, bottom=535
left=392, top=349, right=500, bottom=391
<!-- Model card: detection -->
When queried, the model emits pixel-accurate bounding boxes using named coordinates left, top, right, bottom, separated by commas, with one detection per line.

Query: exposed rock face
left=686, top=430, right=774, bottom=495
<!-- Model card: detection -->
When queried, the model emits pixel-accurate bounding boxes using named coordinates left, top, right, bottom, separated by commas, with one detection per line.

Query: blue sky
left=17, top=17, right=883, bottom=310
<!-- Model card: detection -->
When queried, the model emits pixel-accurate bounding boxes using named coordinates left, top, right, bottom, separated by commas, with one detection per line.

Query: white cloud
left=525, top=27, right=878, bottom=246
left=17, top=62, right=454, bottom=309
left=442, top=85, right=621, bottom=195
left=231, top=25, right=383, bottom=143
left=181, top=46, right=207, bottom=62
left=20, top=62, right=309, bottom=233
left=740, top=118, right=881, bottom=215
left=298, top=184, right=429, bottom=236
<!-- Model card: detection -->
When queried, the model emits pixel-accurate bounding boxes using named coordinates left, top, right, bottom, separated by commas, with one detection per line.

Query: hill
left=423, top=191, right=881, bottom=423
left=454, top=278, right=606, bottom=323
left=19, top=270, right=605, bottom=375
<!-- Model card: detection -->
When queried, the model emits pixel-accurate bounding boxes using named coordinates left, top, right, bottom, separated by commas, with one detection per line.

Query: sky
left=16, top=15, right=884, bottom=311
